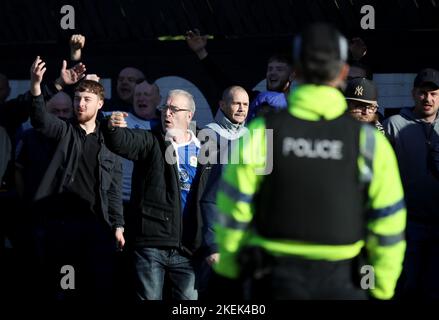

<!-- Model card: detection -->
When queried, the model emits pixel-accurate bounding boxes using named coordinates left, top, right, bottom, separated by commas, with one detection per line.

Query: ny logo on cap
left=355, top=86, right=364, bottom=96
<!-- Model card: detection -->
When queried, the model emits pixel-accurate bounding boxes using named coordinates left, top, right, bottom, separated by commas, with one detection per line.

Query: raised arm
left=102, top=111, right=154, bottom=161
left=0, top=54, right=86, bottom=134
left=30, top=56, right=69, bottom=140
left=186, top=29, right=208, bottom=60
left=70, top=34, right=85, bottom=62
left=186, top=29, right=232, bottom=116
left=53, top=60, right=86, bottom=92
left=30, top=56, right=47, bottom=97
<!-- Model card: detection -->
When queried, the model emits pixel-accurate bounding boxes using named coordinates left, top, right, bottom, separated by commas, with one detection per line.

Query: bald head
left=220, top=86, right=249, bottom=124
left=117, top=67, right=145, bottom=104
left=0, top=73, right=10, bottom=104
left=46, top=92, right=73, bottom=120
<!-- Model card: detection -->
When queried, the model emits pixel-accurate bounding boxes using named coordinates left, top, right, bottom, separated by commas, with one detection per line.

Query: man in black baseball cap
left=345, top=77, right=384, bottom=133
left=384, top=67, right=439, bottom=299
left=414, top=68, right=439, bottom=89
left=410, top=68, right=439, bottom=123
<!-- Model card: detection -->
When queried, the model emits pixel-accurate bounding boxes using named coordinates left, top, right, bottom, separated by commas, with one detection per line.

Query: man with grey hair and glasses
left=103, top=89, right=212, bottom=300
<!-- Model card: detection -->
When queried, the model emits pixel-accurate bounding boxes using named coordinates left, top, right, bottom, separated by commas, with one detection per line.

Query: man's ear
left=98, top=99, right=104, bottom=110
left=411, top=88, right=417, bottom=100
left=219, top=100, right=226, bottom=112
left=187, top=111, right=193, bottom=122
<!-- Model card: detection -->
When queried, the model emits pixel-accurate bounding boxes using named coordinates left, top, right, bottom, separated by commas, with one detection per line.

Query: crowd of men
left=1, top=23, right=439, bottom=301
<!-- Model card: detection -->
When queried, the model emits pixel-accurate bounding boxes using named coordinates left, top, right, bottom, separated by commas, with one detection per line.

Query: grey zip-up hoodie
left=384, top=107, right=439, bottom=221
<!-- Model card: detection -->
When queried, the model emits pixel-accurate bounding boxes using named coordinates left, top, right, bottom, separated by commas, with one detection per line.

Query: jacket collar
left=206, top=110, right=246, bottom=140
left=288, top=84, right=347, bottom=121
left=400, top=107, right=439, bottom=125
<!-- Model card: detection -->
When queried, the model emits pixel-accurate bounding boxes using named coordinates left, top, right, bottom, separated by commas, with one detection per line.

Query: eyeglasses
left=158, top=104, right=191, bottom=114
left=349, top=104, right=378, bottom=113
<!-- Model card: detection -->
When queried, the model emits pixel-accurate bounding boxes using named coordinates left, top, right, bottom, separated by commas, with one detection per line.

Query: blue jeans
left=133, top=247, right=197, bottom=300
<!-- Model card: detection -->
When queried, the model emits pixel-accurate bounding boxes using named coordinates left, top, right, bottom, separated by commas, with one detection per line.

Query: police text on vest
left=283, top=137, right=343, bottom=160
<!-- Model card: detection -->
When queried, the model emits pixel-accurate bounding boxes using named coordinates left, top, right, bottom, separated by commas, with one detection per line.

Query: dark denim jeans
left=133, top=247, right=197, bottom=300
left=396, top=220, right=439, bottom=299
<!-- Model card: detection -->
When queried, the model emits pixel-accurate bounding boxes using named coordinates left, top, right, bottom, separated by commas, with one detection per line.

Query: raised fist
left=108, top=111, right=129, bottom=129
left=70, top=34, right=85, bottom=51
left=185, top=29, right=208, bottom=59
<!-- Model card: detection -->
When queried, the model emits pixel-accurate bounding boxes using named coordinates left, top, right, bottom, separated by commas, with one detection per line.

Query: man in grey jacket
left=384, top=68, right=439, bottom=299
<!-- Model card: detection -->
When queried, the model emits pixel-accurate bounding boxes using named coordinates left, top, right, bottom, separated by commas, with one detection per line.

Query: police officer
left=213, top=23, right=406, bottom=300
